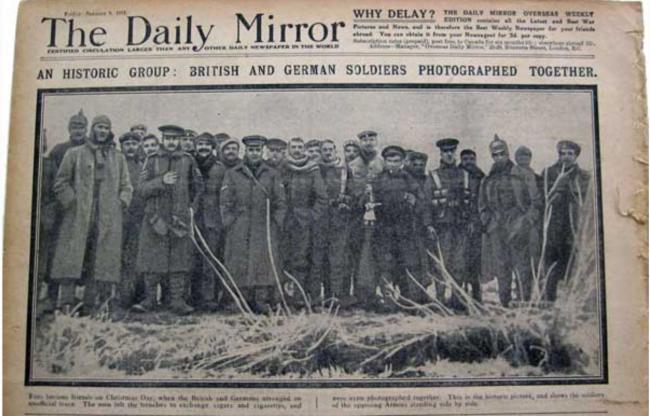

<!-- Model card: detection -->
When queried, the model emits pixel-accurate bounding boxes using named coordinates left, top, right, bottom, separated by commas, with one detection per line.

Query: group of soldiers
left=36, top=109, right=591, bottom=317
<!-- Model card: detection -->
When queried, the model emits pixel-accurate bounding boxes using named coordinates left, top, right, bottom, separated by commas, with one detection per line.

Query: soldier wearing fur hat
left=51, top=115, right=133, bottom=314
left=219, top=136, right=242, bottom=168
left=541, top=140, right=591, bottom=302
left=134, top=124, right=205, bottom=315
left=423, top=138, right=479, bottom=308
left=220, top=135, right=287, bottom=313
left=479, top=135, right=542, bottom=307
left=363, top=145, right=421, bottom=308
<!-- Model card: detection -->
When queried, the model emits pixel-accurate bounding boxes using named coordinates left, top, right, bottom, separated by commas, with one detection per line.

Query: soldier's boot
left=169, top=273, right=194, bottom=315
left=133, top=274, right=160, bottom=312
left=55, top=280, right=77, bottom=315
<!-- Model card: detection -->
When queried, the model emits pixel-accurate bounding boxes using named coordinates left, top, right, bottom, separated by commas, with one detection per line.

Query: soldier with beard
left=191, top=132, right=226, bottom=311
left=479, top=135, right=541, bottom=307
left=459, top=149, right=485, bottom=302
left=280, top=137, right=328, bottom=305
left=135, top=125, right=204, bottom=315
left=423, top=139, right=476, bottom=310
left=220, top=136, right=287, bottom=313
left=541, top=140, right=590, bottom=302
left=118, top=131, right=145, bottom=307
left=265, top=138, right=287, bottom=169
left=348, top=131, right=384, bottom=305
left=51, top=115, right=133, bottom=314
left=312, top=140, right=356, bottom=307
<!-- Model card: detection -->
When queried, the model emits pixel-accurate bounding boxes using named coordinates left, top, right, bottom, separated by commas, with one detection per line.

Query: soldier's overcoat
left=220, top=162, right=287, bottom=288
left=136, top=149, right=203, bottom=274
left=51, top=142, right=133, bottom=282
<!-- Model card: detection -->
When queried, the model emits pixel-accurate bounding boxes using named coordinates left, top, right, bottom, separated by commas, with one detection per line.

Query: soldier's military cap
left=185, top=129, right=197, bottom=137
left=343, top=139, right=361, bottom=150
left=408, top=151, right=428, bottom=162
left=305, top=139, right=321, bottom=148
left=489, top=134, right=509, bottom=154
left=194, top=132, right=216, bottom=147
left=266, top=138, right=287, bottom=149
left=158, top=125, right=186, bottom=137
left=515, top=145, right=532, bottom=157
left=92, top=114, right=112, bottom=129
left=435, top=138, right=459, bottom=151
left=357, top=130, right=377, bottom=140
left=381, top=145, right=406, bottom=159
left=460, top=148, right=477, bottom=157
left=119, top=131, right=141, bottom=144
left=130, top=123, right=147, bottom=132
left=557, top=140, right=581, bottom=156
left=69, top=110, right=88, bottom=128
left=242, top=135, right=267, bottom=147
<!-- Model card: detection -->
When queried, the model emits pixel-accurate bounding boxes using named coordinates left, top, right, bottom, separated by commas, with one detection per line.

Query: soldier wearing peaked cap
left=220, top=134, right=287, bottom=313
left=181, top=129, right=197, bottom=154
left=51, top=114, right=133, bottom=314
left=541, top=139, right=590, bottom=302
left=365, top=144, right=422, bottom=308
left=134, top=123, right=205, bottom=315
left=423, top=138, right=479, bottom=308
left=479, top=135, right=542, bottom=307
left=265, top=138, right=288, bottom=169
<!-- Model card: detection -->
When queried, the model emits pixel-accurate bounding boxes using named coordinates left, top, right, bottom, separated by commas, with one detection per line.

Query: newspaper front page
left=4, top=0, right=648, bottom=414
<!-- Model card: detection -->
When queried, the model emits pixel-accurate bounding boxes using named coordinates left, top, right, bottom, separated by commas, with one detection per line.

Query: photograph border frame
left=25, top=83, right=607, bottom=388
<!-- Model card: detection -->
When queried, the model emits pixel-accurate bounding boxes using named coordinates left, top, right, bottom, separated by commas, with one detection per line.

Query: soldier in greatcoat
left=118, top=131, right=145, bottom=307
left=50, top=115, right=133, bottom=313
left=541, top=140, right=591, bottom=302
left=279, top=137, right=328, bottom=304
left=220, top=135, right=287, bottom=313
left=370, top=145, right=421, bottom=306
left=49, top=110, right=88, bottom=169
left=312, top=139, right=356, bottom=307
left=422, top=139, right=477, bottom=309
left=459, top=149, right=485, bottom=302
left=191, top=132, right=227, bottom=311
left=479, top=135, right=541, bottom=307
left=134, top=124, right=204, bottom=314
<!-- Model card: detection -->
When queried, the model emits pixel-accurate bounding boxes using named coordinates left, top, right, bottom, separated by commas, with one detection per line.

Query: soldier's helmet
left=489, top=134, right=509, bottom=155
left=69, top=109, right=88, bottom=128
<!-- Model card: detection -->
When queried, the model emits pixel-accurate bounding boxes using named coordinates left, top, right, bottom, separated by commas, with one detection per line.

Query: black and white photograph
left=27, top=85, right=605, bottom=386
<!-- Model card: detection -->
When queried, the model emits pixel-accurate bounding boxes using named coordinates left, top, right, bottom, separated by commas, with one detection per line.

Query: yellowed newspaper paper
left=4, top=0, right=648, bottom=414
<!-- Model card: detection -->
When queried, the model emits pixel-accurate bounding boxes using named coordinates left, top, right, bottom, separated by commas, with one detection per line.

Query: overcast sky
left=42, top=88, right=596, bottom=173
